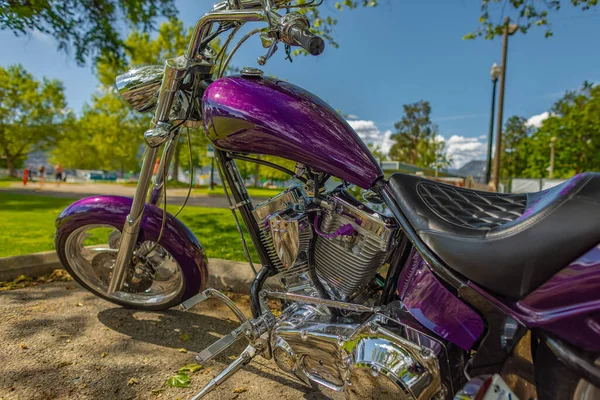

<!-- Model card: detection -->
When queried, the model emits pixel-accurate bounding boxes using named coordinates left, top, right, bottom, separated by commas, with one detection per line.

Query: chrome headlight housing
left=115, top=65, right=164, bottom=113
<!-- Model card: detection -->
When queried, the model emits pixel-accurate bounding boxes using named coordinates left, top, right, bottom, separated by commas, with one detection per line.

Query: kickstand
left=190, top=345, right=257, bottom=400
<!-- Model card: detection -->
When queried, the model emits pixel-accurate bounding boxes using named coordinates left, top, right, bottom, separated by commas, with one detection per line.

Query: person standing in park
left=54, top=163, right=64, bottom=186
left=38, top=165, right=46, bottom=189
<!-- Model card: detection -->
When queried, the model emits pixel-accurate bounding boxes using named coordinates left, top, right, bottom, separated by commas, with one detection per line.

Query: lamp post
left=491, top=18, right=519, bottom=192
left=549, top=136, right=557, bottom=179
left=486, top=63, right=502, bottom=184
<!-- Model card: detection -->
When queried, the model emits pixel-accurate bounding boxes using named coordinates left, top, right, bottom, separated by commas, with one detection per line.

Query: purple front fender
left=55, top=196, right=209, bottom=299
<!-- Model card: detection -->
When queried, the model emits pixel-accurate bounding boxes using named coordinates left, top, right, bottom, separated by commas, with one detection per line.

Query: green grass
left=191, top=185, right=282, bottom=199
left=0, top=176, right=21, bottom=187
left=0, top=192, right=257, bottom=262
left=120, top=181, right=282, bottom=198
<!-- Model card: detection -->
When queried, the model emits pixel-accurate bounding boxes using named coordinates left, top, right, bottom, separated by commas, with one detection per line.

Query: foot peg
left=191, top=345, right=257, bottom=400
left=195, top=321, right=250, bottom=364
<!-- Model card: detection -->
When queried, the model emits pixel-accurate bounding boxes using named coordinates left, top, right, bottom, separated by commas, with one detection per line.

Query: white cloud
left=526, top=111, right=550, bottom=128
left=346, top=114, right=359, bottom=120
left=348, top=119, right=488, bottom=168
left=347, top=120, right=393, bottom=154
left=439, top=135, right=488, bottom=168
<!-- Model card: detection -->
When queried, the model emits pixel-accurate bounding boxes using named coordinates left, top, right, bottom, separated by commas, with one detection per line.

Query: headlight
left=115, top=65, right=164, bottom=113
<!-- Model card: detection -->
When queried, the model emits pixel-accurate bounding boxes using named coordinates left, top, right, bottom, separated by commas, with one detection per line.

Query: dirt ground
left=0, top=281, right=336, bottom=400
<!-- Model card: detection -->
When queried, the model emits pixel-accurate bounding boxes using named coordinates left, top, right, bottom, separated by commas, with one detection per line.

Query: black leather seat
left=387, top=172, right=600, bottom=300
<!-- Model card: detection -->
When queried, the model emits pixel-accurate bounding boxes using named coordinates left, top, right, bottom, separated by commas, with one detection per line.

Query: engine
left=251, top=188, right=448, bottom=399
left=253, top=186, right=398, bottom=301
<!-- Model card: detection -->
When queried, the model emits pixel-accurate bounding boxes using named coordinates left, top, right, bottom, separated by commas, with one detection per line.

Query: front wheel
left=56, top=222, right=188, bottom=311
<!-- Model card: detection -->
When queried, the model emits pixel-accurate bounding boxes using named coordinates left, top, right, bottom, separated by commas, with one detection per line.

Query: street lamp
left=486, top=63, right=502, bottom=184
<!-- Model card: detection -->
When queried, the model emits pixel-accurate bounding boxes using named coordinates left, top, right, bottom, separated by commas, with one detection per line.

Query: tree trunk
left=120, top=164, right=125, bottom=179
left=253, top=155, right=260, bottom=188
left=7, top=157, right=16, bottom=177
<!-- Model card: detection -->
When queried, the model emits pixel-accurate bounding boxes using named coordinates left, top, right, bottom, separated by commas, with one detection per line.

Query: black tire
left=536, top=341, right=600, bottom=400
left=56, top=220, right=188, bottom=311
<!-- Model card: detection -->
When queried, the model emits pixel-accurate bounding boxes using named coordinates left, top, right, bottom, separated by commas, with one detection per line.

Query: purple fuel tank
left=202, top=76, right=382, bottom=189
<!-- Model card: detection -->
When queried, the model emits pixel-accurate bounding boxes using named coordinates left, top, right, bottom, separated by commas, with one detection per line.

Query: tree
left=388, top=101, right=450, bottom=169
left=500, top=116, right=532, bottom=179
left=96, top=18, right=190, bottom=87
left=0, top=64, right=67, bottom=176
left=1, top=0, right=176, bottom=66
left=467, top=0, right=598, bottom=40
left=52, top=90, right=144, bottom=177
left=2, top=0, right=377, bottom=66
left=522, top=83, right=600, bottom=178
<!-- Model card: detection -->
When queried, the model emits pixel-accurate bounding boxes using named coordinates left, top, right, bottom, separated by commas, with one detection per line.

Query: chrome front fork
left=107, top=130, right=180, bottom=295
left=107, top=145, right=160, bottom=295
left=149, top=133, right=179, bottom=206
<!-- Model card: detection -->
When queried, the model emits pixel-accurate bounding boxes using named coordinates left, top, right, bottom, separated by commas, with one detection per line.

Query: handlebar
left=288, top=25, right=324, bottom=56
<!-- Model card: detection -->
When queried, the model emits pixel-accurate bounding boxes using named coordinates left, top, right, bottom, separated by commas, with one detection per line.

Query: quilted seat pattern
left=416, top=181, right=527, bottom=230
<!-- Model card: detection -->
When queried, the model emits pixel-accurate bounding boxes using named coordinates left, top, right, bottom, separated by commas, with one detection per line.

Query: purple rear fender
left=55, top=196, right=209, bottom=298
left=467, top=243, right=600, bottom=351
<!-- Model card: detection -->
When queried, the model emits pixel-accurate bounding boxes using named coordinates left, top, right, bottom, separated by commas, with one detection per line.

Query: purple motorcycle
left=55, top=1, right=600, bottom=398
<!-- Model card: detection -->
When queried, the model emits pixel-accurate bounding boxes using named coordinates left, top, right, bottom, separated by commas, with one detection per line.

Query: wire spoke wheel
left=64, top=224, right=184, bottom=307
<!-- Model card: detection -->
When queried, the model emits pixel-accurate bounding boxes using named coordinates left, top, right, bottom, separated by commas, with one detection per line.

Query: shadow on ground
left=0, top=282, right=337, bottom=399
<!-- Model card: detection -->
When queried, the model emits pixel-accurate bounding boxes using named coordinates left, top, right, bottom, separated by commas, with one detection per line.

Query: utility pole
left=549, top=137, right=557, bottom=179
left=492, top=18, right=517, bottom=192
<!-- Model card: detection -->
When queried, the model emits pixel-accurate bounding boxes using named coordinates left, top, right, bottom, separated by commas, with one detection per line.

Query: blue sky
left=1, top=0, right=599, bottom=167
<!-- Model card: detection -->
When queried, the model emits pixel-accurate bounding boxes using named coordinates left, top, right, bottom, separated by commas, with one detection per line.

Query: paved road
left=0, top=281, right=338, bottom=400
left=0, top=183, right=268, bottom=209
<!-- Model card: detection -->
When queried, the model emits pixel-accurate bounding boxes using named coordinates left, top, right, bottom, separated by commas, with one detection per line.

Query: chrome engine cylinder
left=254, top=188, right=397, bottom=299
left=314, top=193, right=398, bottom=301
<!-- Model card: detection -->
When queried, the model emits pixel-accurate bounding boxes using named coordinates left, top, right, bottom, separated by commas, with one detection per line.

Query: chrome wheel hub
left=65, top=224, right=183, bottom=306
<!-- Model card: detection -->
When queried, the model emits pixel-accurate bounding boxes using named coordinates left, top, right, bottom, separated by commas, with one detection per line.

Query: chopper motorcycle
left=55, top=0, right=600, bottom=398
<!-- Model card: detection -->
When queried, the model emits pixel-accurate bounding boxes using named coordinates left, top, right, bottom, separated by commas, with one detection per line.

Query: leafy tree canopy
left=500, top=115, right=532, bottom=179
left=1, top=0, right=378, bottom=66
left=527, top=82, right=600, bottom=177
left=499, top=82, right=600, bottom=179
left=467, top=0, right=598, bottom=40
left=0, top=0, right=177, bottom=66
left=52, top=89, right=144, bottom=176
left=388, top=100, right=450, bottom=169
left=0, top=64, right=68, bottom=175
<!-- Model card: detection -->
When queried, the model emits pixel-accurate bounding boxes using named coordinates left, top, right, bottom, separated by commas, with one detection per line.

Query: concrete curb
left=0, top=251, right=63, bottom=282
left=0, top=251, right=270, bottom=293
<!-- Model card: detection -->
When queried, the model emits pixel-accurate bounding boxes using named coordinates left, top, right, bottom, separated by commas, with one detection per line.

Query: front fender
left=56, top=195, right=208, bottom=297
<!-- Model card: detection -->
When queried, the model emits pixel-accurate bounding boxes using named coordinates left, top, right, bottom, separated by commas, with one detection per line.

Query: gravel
left=0, top=282, right=336, bottom=400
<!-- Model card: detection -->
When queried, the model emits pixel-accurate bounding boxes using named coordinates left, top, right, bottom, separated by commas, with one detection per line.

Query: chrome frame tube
left=149, top=131, right=179, bottom=206
left=107, top=146, right=159, bottom=294
left=186, top=10, right=267, bottom=60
